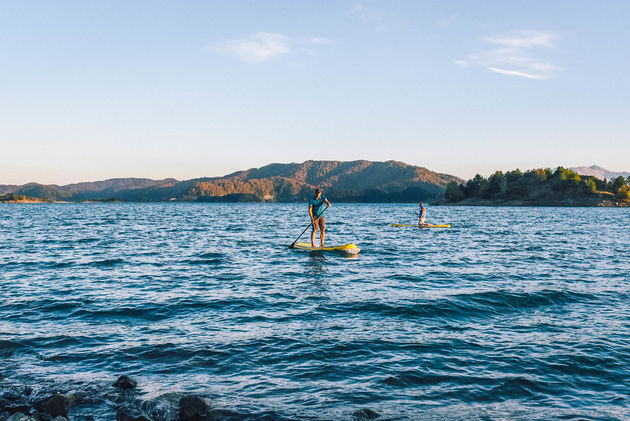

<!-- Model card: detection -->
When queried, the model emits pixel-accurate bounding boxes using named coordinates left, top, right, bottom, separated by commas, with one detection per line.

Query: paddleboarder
left=309, top=188, right=332, bottom=248
left=417, top=203, right=426, bottom=226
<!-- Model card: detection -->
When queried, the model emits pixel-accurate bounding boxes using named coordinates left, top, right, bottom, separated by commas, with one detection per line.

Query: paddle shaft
left=288, top=205, right=329, bottom=249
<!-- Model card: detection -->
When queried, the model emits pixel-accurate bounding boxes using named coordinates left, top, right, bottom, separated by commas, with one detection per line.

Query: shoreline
left=0, top=373, right=379, bottom=421
left=433, top=199, right=628, bottom=208
left=1, top=200, right=628, bottom=207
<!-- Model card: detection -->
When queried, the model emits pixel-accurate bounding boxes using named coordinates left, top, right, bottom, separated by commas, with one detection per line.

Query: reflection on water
left=306, top=252, right=328, bottom=276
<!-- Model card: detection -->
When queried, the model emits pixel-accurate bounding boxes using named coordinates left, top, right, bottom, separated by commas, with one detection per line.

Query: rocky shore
left=0, top=374, right=383, bottom=421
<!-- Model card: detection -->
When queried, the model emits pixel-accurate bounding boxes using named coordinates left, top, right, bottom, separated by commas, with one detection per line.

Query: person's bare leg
left=320, top=228, right=326, bottom=247
left=311, top=226, right=317, bottom=248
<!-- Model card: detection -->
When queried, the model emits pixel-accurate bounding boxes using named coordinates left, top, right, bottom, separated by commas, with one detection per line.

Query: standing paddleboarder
left=417, top=203, right=426, bottom=226
left=309, top=188, right=332, bottom=248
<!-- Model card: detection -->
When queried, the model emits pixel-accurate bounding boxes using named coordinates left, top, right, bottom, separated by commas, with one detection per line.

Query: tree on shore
left=444, top=167, right=628, bottom=204
left=445, top=181, right=465, bottom=202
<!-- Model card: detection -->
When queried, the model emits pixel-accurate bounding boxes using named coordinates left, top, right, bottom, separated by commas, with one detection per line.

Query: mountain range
left=570, top=165, right=630, bottom=180
left=0, top=160, right=461, bottom=203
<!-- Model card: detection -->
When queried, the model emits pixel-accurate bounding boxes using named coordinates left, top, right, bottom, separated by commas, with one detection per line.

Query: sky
left=1, top=0, right=629, bottom=185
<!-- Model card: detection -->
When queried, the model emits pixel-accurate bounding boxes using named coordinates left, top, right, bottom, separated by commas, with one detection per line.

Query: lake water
left=1, top=204, right=629, bottom=420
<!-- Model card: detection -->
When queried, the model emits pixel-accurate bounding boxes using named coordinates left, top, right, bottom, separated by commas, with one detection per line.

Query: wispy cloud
left=214, top=33, right=333, bottom=63
left=456, top=30, right=558, bottom=80
left=488, top=67, right=548, bottom=80
left=216, top=32, right=290, bottom=63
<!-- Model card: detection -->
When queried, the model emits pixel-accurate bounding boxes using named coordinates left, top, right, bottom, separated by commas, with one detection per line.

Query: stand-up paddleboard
left=391, top=223, right=451, bottom=228
left=293, top=243, right=361, bottom=254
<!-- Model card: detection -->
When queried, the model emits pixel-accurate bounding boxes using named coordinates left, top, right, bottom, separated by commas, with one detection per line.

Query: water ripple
left=0, top=203, right=629, bottom=420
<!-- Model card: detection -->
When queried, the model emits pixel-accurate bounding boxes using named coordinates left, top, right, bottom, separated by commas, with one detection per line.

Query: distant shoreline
left=434, top=199, right=628, bottom=207
left=2, top=199, right=628, bottom=207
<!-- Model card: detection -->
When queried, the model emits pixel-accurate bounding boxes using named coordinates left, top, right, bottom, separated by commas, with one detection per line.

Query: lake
left=0, top=203, right=629, bottom=420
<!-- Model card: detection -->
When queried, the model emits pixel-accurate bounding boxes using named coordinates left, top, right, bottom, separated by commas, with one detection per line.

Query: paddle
left=288, top=205, right=329, bottom=249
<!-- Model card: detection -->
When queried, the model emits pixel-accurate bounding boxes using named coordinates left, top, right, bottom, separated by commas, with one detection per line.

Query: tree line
left=444, top=167, right=630, bottom=203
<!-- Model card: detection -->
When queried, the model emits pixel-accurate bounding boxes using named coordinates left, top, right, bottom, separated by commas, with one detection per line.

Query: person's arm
left=324, top=198, right=332, bottom=207
left=309, top=205, right=315, bottom=222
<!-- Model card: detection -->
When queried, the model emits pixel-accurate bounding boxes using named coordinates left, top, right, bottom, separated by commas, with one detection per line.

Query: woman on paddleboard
left=309, top=188, right=332, bottom=248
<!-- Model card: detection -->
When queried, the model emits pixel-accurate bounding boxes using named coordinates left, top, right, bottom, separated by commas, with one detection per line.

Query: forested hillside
left=0, top=160, right=460, bottom=203
left=444, top=167, right=630, bottom=206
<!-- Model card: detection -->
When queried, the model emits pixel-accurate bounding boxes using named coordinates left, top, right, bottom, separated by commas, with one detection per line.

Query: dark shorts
left=312, top=216, right=326, bottom=231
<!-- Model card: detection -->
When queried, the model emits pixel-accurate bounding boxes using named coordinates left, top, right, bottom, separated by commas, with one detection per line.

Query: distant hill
left=570, top=165, right=630, bottom=180
left=0, top=185, right=18, bottom=195
left=1, top=178, right=176, bottom=202
left=0, top=161, right=461, bottom=203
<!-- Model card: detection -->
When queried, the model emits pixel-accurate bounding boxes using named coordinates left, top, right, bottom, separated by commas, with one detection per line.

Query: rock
left=5, top=413, right=37, bottom=421
left=33, top=412, right=67, bottom=421
left=32, top=394, right=69, bottom=417
left=179, top=395, right=210, bottom=420
left=33, top=412, right=53, bottom=421
left=113, top=376, right=138, bottom=390
left=115, top=406, right=152, bottom=421
left=4, top=404, right=32, bottom=415
left=353, top=408, right=380, bottom=420
left=137, top=392, right=180, bottom=421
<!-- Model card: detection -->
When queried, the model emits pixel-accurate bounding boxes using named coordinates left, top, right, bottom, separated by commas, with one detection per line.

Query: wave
left=180, top=258, right=223, bottom=265
left=318, top=289, right=595, bottom=321
left=79, top=258, right=126, bottom=267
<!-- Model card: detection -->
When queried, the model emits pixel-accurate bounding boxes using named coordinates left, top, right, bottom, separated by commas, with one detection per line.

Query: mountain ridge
left=570, top=165, right=630, bottom=180
left=0, top=160, right=461, bottom=203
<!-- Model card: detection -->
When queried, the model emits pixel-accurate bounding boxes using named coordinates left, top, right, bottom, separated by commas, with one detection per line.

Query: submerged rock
left=115, top=406, right=152, bottom=421
left=138, top=392, right=181, bottom=421
left=32, top=411, right=69, bottom=421
left=5, top=413, right=37, bottom=421
left=34, top=415, right=67, bottom=421
left=353, top=408, right=380, bottom=420
left=113, top=376, right=138, bottom=390
left=32, top=394, right=69, bottom=417
left=2, top=387, right=32, bottom=402
left=4, top=404, right=32, bottom=415
left=179, top=395, right=210, bottom=420
left=206, top=408, right=250, bottom=420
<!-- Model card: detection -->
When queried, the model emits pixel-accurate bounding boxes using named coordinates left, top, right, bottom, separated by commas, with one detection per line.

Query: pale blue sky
left=1, top=1, right=629, bottom=184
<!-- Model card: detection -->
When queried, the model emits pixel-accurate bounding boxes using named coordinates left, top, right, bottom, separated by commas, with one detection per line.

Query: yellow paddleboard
left=391, top=223, right=451, bottom=228
left=293, top=243, right=361, bottom=254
